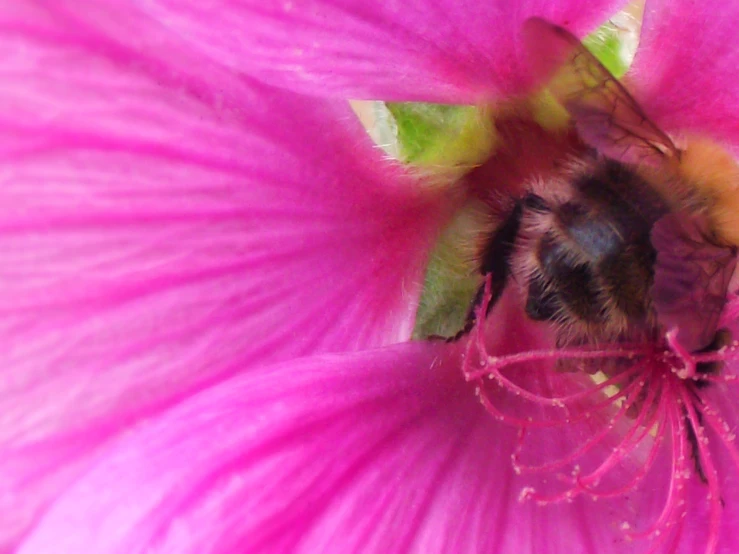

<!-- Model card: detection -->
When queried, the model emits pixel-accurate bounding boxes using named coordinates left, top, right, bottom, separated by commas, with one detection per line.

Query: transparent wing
left=650, top=212, right=737, bottom=352
left=522, top=17, right=680, bottom=165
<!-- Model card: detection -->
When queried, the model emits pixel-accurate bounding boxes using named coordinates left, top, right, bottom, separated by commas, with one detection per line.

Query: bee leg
left=446, top=286, right=486, bottom=342
left=525, top=275, right=560, bottom=321
left=693, top=328, right=732, bottom=389
left=685, top=407, right=709, bottom=484
left=684, top=330, right=730, bottom=500
left=447, top=193, right=547, bottom=342
left=684, top=401, right=723, bottom=507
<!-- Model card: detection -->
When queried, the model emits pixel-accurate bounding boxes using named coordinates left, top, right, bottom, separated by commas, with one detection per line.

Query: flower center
left=464, top=276, right=739, bottom=552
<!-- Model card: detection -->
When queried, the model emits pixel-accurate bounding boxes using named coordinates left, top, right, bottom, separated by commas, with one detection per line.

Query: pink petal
left=631, top=0, right=739, bottom=149
left=0, top=7, right=447, bottom=549
left=19, top=341, right=640, bottom=554
left=129, top=0, right=624, bottom=103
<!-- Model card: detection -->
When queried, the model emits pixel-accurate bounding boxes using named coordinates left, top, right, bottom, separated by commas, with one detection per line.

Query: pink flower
left=3, top=2, right=739, bottom=554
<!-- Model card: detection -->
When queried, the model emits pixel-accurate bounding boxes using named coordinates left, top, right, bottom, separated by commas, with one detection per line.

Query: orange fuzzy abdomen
left=678, top=139, right=739, bottom=246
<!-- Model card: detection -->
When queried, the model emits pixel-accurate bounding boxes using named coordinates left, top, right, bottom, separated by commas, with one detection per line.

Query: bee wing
left=650, top=212, right=737, bottom=352
left=522, top=18, right=680, bottom=165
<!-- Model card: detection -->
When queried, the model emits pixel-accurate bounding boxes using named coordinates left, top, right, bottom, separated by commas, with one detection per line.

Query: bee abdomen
left=599, top=244, right=656, bottom=321
left=527, top=234, right=609, bottom=324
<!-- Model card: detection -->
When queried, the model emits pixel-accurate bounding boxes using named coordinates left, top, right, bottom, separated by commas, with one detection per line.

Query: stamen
left=577, top=393, right=668, bottom=500
left=462, top=272, right=738, bottom=552
left=572, top=374, right=661, bottom=493
left=678, top=389, right=721, bottom=554
left=624, top=404, right=689, bottom=544
left=510, top=376, right=645, bottom=474
left=477, top=376, right=636, bottom=429
left=692, top=349, right=739, bottom=365
left=522, top=372, right=663, bottom=505
left=470, top=358, right=641, bottom=408
left=690, top=373, right=739, bottom=385
left=665, top=327, right=739, bottom=382
left=665, top=328, right=696, bottom=379
left=464, top=346, right=650, bottom=381
left=700, top=406, right=739, bottom=469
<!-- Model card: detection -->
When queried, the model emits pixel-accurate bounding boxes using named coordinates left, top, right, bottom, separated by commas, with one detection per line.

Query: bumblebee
left=462, top=18, right=738, bottom=360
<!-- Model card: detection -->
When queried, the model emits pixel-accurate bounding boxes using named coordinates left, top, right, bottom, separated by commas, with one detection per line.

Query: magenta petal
left=0, top=10, right=448, bottom=549
left=632, top=0, right=739, bottom=148
left=131, top=0, right=624, bottom=102
left=18, top=342, right=642, bottom=554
